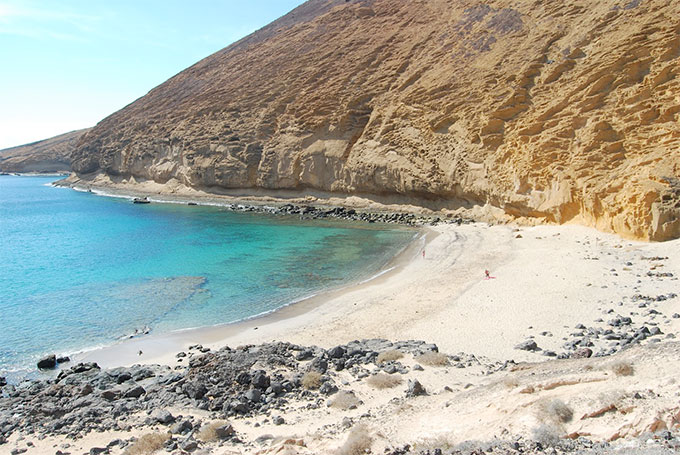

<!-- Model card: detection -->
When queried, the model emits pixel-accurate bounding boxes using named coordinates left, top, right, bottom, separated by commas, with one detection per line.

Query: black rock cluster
left=216, top=202, right=470, bottom=226
left=0, top=339, right=483, bottom=444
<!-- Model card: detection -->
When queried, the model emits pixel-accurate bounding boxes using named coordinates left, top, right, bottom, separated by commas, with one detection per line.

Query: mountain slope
left=1, top=129, right=90, bottom=173
left=70, top=0, right=680, bottom=240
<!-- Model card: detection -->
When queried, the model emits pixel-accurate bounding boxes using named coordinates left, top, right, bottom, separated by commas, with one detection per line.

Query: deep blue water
left=0, top=175, right=414, bottom=378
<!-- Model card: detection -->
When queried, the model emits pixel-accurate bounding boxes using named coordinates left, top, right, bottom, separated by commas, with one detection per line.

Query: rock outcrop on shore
left=0, top=129, right=89, bottom=173
left=69, top=0, right=680, bottom=240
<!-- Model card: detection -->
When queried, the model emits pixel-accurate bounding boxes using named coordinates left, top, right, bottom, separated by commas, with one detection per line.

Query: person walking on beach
left=485, top=269, right=491, bottom=279
left=422, top=249, right=425, bottom=258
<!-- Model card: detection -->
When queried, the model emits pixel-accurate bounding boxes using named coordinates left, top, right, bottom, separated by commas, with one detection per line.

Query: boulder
left=171, top=420, right=193, bottom=435
left=268, top=381, right=284, bottom=395
left=37, top=354, right=57, bottom=369
left=328, top=346, right=346, bottom=359
left=72, top=362, right=100, bottom=373
left=319, top=382, right=338, bottom=395
left=308, top=357, right=328, bottom=373
left=570, top=348, right=593, bottom=359
left=251, top=371, right=270, bottom=390
left=406, top=379, right=427, bottom=397
left=151, top=409, right=175, bottom=424
left=183, top=382, right=207, bottom=399
left=123, top=385, right=145, bottom=399
left=214, top=422, right=235, bottom=439
left=101, top=390, right=120, bottom=401
left=235, top=371, right=251, bottom=385
left=295, top=349, right=314, bottom=361
left=514, top=340, right=539, bottom=352
left=180, top=439, right=198, bottom=452
left=245, top=389, right=262, bottom=402
left=116, top=372, right=132, bottom=384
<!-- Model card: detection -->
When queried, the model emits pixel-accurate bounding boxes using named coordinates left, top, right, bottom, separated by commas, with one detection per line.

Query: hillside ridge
left=70, top=0, right=680, bottom=240
left=1, top=129, right=90, bottom=173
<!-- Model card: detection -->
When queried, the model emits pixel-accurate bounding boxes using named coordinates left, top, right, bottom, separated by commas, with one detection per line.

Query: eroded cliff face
left=71, top=0, right=680, bottom=240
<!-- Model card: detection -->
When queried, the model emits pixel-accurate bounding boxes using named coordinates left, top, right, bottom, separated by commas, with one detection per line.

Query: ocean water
left=0, top=175, right=415, bottom=380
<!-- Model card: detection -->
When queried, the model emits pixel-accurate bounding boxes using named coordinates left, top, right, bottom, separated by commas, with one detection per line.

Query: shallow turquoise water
left=0, top=175, right=415, bottom=378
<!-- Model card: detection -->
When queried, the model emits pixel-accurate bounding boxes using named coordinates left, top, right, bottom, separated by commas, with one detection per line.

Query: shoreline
left=74, top=224, right=431, bottom=370
left=75, top=218, right=680, bottom=371
left=55, top=172, right=505, bottom=224
left=2, top=173, right=433, bottom=383
left=4, top=198, right=680, bottom=453
left=7, top=175, right=680, bottom=378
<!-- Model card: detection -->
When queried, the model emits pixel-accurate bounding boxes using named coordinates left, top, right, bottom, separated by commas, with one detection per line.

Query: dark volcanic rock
left=214, top=422, right=235, bottom=439
left=571, top=347, right=593, bottom=359
left=171, top=420, right=193, bottom=435
left=122, top=385, right=145, bottom=399
left=245, top=389, right=262, bottom=402
left=406, top=379, right=427, bottom=397
left=514, top=340, right=539, bottom=352
left=180, top=439, right=199, bottom=452
left=183, top=382, right=208, bottom=399
left=151, top=409, right=174, bottom=424
left=328, top=346, right=346, bottom=359
left=251, top=371, right=270, bottom=390
left=0, top=339, right=507, bottom=442
left=37, top=354, right=57, bottom=369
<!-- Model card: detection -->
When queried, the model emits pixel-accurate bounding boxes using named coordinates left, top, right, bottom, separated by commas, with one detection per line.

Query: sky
left=0, top=0, right=306, bottom=149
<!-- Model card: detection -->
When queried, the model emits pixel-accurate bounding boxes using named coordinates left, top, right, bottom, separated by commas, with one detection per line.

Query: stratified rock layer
left=0, top=129, right=89, bottom=173
left=71, top=0, right=680, bottom=240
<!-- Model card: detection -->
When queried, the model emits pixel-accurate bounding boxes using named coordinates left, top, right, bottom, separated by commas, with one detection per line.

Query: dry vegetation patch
left=502, top=375, right=520, bottom=389
left=610, top=360, right=634, bottom=376
left=413, top=434, right=456, bottom=452
left=531, top=424, right=561, bottom=447
left=329, top=390, right=362, bottom=410
left=302, top=371, right=323, bottom=389
left=336, top=424, right=373, bottom=455
left=376, top=350, right=404, bottom=364
left=196, top=419, right=232, bottom=442
left=366, top=373, right=403, bottom=389
left=415, top=351, right=449, bottom=367
left=536, top=398, right=574, bottom=426
left=125, top=433, right=171, bottom=455
left=546, top=399, right=574, bottom=423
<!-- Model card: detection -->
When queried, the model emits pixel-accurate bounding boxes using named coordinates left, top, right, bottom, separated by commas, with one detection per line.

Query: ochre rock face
left=71, top=0, right=680, bottom=240
left=0, top=129, right=89, bottom=173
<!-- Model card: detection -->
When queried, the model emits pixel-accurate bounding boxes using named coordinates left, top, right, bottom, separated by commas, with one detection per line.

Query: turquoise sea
left=0, top=175, right=415, bottom=381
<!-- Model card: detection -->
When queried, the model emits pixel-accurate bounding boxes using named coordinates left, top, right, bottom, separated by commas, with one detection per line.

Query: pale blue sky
left=0, top=0, right=305, bottom=149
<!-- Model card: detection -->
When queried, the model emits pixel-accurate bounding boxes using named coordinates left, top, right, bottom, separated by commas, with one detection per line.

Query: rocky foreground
left=3, top=334, right=680, bottom=455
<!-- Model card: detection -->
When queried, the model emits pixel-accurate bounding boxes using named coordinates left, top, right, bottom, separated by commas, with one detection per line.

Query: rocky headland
left=66, top=0, right=680, bottom=240
left=0, top=129, right=89, bottom=174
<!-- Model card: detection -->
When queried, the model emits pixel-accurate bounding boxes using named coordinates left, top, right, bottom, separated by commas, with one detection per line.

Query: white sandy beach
left=79, top=220, right=680, bottom=367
